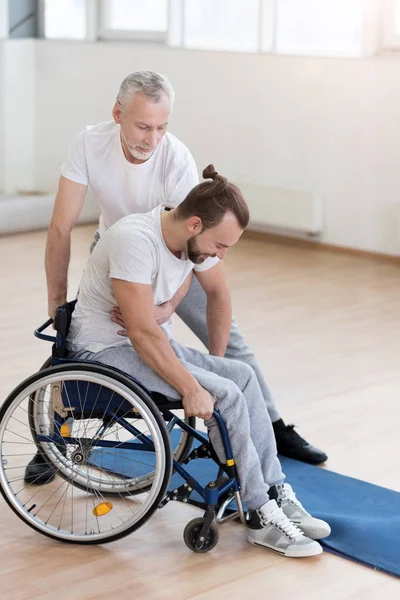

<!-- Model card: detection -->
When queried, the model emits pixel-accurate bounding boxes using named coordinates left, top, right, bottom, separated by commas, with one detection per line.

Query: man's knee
left=225, top=326, right=255, bottom=361
left=224, top=359, right=256, bottom=389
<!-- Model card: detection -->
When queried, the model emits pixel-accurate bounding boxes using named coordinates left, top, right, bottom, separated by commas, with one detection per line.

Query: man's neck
left=160, top=210, right=186, bottom=258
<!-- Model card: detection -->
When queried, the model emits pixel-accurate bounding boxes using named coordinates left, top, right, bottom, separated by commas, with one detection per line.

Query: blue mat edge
left=91, top=434, right=400, bottom=579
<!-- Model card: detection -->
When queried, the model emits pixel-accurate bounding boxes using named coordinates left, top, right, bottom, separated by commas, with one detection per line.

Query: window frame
left=36, top=0, right=400, bottom=59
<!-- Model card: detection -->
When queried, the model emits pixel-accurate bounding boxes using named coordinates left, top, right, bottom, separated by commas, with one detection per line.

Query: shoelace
left=278, top=484, right=309, bottom=516
left=282, top=424, right=308, bottom=447
left=259, top=504, right=304, bottom=539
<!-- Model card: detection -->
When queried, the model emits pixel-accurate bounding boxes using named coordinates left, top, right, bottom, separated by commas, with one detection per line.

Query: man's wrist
left=208, top=343, right=227, bottom=358
left=48, top=296, right=67, bottom=317
left=178, top=375, right=200, bottom=397
left=49, top=294, right=67, bottom=305
left=168, top=297, right=177, bottom=312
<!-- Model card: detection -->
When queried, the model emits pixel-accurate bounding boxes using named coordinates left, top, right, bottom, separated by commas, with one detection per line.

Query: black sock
left=268, top=485, right=278, bottom=502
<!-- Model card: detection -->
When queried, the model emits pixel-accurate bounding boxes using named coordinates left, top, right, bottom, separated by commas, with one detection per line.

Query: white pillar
left=1, top=39, right=36, bottom=194
left=0, top=0, right=8, bottom=40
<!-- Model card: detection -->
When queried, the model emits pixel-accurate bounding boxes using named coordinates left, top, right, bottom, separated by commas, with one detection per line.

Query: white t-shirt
left=61, top=121, right=199, bottom=233
left=67, top=205, right=218, bottom=353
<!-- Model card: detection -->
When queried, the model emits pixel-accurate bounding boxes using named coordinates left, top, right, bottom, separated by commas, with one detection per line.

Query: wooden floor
left=0, top=225, right=399, bottom=600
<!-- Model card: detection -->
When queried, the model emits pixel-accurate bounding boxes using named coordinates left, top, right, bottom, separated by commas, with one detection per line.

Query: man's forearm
left=170, top=272, right=193, bottom=311
left=45, top=224, right=71, bottom=313
left=206, top=290, right=232, bottom=357
left=128, top=326, right=199, bottom=396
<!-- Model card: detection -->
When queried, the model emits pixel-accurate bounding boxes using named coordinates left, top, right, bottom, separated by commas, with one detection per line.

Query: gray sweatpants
left=71, top=341, right=285, bottom=510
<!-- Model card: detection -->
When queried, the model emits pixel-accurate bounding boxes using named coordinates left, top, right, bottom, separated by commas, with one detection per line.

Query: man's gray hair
left=116, top=70, right=175, bottom=109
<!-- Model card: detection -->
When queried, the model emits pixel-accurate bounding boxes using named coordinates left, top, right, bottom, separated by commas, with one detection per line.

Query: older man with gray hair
left=25, top=70, right=327, bottom=484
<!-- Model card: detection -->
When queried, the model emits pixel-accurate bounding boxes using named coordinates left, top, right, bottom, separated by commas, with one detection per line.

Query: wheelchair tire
left=0, top=363, right=173, bottom=544
left=183, top=518, right=219, bottom=553
left=31, top=357, right=195, bottom=482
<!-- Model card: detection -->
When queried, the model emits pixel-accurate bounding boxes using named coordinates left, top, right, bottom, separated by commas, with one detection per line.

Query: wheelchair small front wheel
left=183, top=518, right=219, bottom=553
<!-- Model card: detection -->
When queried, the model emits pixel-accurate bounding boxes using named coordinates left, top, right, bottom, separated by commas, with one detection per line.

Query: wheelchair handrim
left=0, top=369, right=168, bottom=543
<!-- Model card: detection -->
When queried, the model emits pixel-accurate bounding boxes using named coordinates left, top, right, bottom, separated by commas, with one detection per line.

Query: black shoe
left=272, top=419, right=328, bottom=465
left=24, top=452, right=57, bottom=485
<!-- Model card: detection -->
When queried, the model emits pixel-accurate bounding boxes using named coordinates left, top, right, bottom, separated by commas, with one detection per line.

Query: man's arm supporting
left=112, top=279, right=215, bottom=420
left=195, top=262, right=232, bottom=358
left=111, top=271, right=193, bottom=333
left=45, top=176, right=88, bottom=316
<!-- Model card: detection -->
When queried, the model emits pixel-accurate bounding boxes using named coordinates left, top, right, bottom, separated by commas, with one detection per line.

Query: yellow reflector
left=92, top=502, right=113, bottom=517
left=60, top=424, right=71, bottom=437
left=226, top=459, right=235, bottom=467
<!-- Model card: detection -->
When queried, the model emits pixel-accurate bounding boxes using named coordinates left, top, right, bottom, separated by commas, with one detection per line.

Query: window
left=43, top=0, right=86, bottom=40
left=183, top=0, right=260, bottom=53
left=180, top=0, right=367, bottom=57
left=38, top=0, right=400, bottom=58
left=382, top=0, right=400, bottom=49
left=396, top=0, right=400, bottom=34
left=275, top=0, right=365, bottom=57
left=99, top=0, right=168, bottom=41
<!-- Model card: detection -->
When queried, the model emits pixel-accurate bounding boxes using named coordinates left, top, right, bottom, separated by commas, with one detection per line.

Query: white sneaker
left=276, top=483, right=331, bottom=540
left=247, top=499, right=323, bottom=558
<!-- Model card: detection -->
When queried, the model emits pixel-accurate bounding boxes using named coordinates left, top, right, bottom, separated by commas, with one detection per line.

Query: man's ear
left=187, top=216, right=203, bottom=235
left=112, top=102, right=121, bottom=124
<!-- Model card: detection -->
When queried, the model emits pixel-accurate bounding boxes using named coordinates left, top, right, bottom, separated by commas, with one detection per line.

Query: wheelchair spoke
left=0, top=366, right=172, bottom=544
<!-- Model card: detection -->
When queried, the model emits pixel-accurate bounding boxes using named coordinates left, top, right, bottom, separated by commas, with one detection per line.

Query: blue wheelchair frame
left=34, top=304, right=244, bottom=532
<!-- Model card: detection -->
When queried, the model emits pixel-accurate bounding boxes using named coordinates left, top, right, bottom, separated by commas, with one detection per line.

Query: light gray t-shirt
left=67, top=204, right=218, bottom=353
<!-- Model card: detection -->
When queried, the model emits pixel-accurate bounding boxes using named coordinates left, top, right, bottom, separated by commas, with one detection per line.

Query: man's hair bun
left=202, top=164, right=218, bottom=180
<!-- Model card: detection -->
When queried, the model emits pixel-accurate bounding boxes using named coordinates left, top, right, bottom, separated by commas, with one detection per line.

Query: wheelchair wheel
left=183, top=518, right=219, bottom=553
left=0, top=363, right=172, bottom=544
left=32, top=357, right=195, bottom=486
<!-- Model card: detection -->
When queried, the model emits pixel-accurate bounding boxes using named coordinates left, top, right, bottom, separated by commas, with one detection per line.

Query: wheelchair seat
left=51, top=300, right=183, bottom=410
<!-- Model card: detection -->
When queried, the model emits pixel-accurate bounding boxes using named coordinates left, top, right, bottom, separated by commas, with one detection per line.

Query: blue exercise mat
left=91, top=432, right=400, bottom=578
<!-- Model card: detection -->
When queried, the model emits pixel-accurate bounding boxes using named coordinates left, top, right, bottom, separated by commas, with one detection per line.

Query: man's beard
left=128, top=145, right=155, bottom=160
left=187, top=236, right=216, bottom=264
left=121, top=131, right=155, bottom=161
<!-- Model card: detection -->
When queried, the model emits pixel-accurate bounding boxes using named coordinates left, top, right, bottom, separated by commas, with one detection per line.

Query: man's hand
left=111, top=301, right=174, bottom=335
left=48, top=298, right=66, bottom=320
left=182, top=385, right=215, bottom=421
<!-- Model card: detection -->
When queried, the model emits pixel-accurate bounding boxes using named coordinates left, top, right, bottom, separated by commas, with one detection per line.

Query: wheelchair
left=0, top=301, right=246, bottom=552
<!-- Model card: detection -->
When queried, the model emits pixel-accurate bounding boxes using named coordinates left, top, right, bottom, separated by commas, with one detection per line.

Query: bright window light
left=104, top=0, right=168, bottom=31
left=44, top=0, right=86, bottom=40
left=184, top=0, right=259, bottom=53
left=276, top=0, right=365, bottom=57
left=395, top=0, right=400, bottom=35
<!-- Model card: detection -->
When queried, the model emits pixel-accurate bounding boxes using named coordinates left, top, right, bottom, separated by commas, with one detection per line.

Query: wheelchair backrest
left=53, top=299, right=77, bottom=358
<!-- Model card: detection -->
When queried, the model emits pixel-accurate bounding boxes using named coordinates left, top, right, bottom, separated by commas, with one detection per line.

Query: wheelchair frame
left=0, top=302, right=246, bottom=552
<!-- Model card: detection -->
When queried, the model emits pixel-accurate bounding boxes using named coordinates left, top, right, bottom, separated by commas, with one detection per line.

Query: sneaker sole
left=248, top=537, right=323, bottom=558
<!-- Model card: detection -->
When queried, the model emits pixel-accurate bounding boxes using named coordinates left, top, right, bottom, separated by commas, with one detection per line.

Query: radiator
left=238, top=184, right=324, bottom=237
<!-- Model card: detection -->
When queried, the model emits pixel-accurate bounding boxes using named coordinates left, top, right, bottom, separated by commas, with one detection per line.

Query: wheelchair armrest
left=52, top=299, right=77, bottom=358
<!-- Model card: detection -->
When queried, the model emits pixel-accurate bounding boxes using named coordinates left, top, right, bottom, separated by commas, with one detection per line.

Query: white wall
left=5, top=39, right=400, bottom=255
left=0, top=39, right=35, bottom=194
